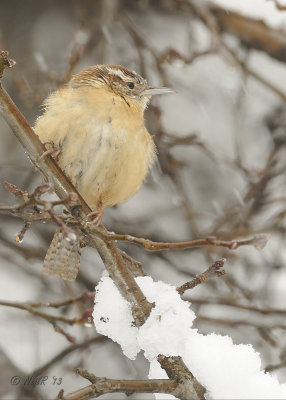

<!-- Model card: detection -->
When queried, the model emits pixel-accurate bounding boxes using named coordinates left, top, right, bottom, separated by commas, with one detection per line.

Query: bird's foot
left=40, top=140, right=61, bottom=160
left=85, top=204, right=104, bottom=227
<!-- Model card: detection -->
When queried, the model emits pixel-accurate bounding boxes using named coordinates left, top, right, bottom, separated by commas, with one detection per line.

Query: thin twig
left=29, top=291, right=95, bottom=308
left=186, top=296, right=286, bottom=315
left=57, top=367, right=178, bottom=400
left=32, top=336, right=105, bottom=378
left=177, top=258, right=226, bottom=294
left=195, top=315, right=286, bottom=330
left=0, top=299, right=89, bottom=325
left=100, top=230, right=269, bottom=252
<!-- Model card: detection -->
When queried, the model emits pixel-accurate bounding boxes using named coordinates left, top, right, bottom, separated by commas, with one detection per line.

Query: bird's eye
left=126, top=82, right=134, bottom=89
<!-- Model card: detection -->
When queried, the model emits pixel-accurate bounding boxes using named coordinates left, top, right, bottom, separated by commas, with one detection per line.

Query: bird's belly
left=57, top=122, right=153, bottom=209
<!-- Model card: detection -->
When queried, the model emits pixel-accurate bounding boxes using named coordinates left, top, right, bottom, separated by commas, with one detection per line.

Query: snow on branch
left=91, top=275, right=286, bottom=399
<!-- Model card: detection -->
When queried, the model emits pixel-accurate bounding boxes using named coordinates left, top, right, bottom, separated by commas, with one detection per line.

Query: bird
left=34, top=64, right=172, bottom=280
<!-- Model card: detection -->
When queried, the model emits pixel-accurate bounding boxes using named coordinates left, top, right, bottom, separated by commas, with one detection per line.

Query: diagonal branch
left=158, top=355, right=206, bottom=400
left=0, top=52, right=152, bottom=326
left=0, top=52, right=206, bottom=395
left=177, top=258, right=226, bottom=294
left=211, top=4, right=286, bottom=64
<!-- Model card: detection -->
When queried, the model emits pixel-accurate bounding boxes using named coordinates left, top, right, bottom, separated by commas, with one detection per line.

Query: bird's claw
left=85, top=205, right=104, bottom=227
left=40, top=140, right=61, bottom=160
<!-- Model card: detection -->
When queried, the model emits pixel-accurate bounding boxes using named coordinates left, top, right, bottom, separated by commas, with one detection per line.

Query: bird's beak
left=142, top=87, right=175, bottom=96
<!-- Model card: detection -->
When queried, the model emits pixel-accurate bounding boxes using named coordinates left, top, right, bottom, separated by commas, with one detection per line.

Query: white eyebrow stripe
left=106, top=67, right=127, bottom=81
left=105, top=66, right=140, bottom=83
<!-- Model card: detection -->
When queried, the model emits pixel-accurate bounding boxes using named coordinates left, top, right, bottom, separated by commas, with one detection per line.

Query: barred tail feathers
left=43, top=228, right=81, bottom=281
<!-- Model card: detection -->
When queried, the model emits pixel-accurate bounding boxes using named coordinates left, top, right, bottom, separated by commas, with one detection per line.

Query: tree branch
left=177, top=258, right=226, bottom=294
left=0, top=52, right=152, bottom=326
left=62, top=368, right=177, bottom=399
left=0, top=299, right=85, bottom=325
left=211, top=4, right=286, bottom=64
left=158, top=355, right=206, bottom=400
left=0, top=51, right=206, bottom=394
left=101, top=230, right=269, bottom=251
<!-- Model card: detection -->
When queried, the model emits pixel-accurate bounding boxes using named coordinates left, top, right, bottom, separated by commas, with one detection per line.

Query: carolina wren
left=35, top=64, right=172, bottom=280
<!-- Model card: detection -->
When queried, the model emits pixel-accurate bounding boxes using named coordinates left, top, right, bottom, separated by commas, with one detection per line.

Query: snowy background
left=1, top=0, right=286, bottom=398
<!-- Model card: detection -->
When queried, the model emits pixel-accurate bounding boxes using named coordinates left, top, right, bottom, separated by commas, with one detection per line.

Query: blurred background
left=1, top=0, right=286, bottom=398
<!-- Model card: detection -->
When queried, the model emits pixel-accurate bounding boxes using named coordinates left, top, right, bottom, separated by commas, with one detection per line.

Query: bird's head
left=70, top=64, right=173, bottom=109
